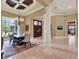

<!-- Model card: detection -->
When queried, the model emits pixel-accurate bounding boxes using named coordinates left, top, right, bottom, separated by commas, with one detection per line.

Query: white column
left=43, top=6, right=52, bottom=47
left=17, top=23, right=20, bottom=35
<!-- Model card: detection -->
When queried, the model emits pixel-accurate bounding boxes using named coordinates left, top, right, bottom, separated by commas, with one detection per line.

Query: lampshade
left=17, top=1, right=24, bottom=22
left=11, top=0, right=25, bottom=24
left=18, top=16, right=24, bottom=22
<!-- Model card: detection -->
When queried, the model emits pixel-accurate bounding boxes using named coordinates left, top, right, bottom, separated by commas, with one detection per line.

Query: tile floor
left=3, top=37, right=42, bottom=59
left=6, top=36, right=78, bottom=59
left=6, top=45, right=77, bottom=59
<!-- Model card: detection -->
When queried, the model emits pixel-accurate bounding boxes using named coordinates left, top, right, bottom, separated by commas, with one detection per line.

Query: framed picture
left=57, top=25, right=63, bottom=30
left=25, top=25, right=29, bottom=31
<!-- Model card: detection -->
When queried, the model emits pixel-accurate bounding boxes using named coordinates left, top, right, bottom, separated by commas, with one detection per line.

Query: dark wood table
left=13, top=34, right=26, bottom=46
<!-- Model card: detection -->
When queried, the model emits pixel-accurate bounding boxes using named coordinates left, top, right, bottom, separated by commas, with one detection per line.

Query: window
left=2, top=17, right=18, bottom=36
left=34, top=21, right=38, bottom=25
left=38, top=22, right=41, bottom=26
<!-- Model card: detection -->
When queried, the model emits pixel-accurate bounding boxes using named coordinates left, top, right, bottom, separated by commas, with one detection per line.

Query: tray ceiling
left=1, top=0, right=77, bottom=16
left=6, top=0, right=34, bottom=9
left=1, top=0, right=44, bottom=16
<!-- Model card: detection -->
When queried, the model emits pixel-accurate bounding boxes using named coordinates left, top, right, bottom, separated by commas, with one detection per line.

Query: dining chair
left=8, top=34, right=13, bottom=44
left=12, top=36, right=26, bottom=47
left=24, top=34, right=31, bottom=47
left=12, top=36, right=20, bottom=46
left=17, top=36, right=27, bottom=47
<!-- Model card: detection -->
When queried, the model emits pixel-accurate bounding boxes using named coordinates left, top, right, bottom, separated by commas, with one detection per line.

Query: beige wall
left=51, top=16, right=65, bottom=36
left=25, top=8, right=45, bottom=38
left=2, top=11, right=18, bottom=18
left=25, top=8, right=78, bottom=38
left=51, top=14, right=78, bottom=37
left=2, top=10, right=78, bottom=39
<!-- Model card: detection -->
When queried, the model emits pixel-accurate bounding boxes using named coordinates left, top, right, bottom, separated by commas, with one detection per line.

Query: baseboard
left=52, top=36, right=67, bottom=39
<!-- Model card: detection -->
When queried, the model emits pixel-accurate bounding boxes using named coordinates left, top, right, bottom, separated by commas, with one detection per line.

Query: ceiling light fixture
left=17, top=1, right=24, bottom=25
left=68, top=6, right=71, bottom=9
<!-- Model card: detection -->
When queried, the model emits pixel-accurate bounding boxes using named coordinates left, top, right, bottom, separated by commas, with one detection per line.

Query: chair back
left=8, top=34, right=14, bottom=39
left=24, top=34, right=30, bottom=42
left=8, top=34, right=11, bottom=38
left=20, top=36, right=25, bottom=40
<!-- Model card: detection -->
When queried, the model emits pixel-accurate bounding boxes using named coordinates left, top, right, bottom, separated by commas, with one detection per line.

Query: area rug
left=3, top=40, right=37, bottom=59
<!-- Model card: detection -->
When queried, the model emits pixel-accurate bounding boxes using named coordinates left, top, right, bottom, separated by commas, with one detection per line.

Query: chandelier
left=17, top=1, right=24, bottom=25
left=6, top=0, right=34, bottom=25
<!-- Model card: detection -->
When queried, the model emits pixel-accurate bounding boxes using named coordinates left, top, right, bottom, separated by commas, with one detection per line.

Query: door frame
left=33, top=19, right=42, bottom=37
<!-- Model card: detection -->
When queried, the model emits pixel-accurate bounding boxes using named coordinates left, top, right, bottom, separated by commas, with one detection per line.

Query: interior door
left=33, top=20, right=42, bottom=37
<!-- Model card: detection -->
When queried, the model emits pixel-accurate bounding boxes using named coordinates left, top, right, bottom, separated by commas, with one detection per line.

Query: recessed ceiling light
left=54, top=6, right=58, bottom=9
left=68, top=6, right=71, bottom=9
